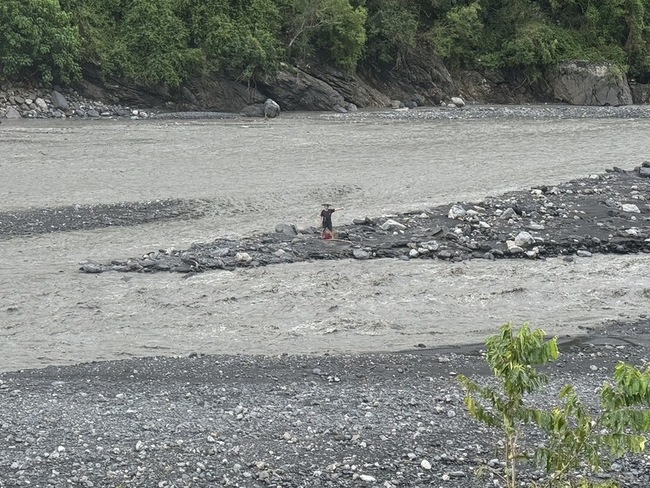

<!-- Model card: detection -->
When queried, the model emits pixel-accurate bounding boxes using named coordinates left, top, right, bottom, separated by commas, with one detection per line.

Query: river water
left=1, top=112, right=649, bottom=371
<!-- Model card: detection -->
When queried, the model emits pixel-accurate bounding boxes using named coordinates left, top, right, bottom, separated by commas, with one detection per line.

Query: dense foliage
left=1, top=0, right=649, bottom=87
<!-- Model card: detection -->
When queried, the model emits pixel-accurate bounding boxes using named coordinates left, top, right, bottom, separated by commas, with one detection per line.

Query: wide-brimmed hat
left=321, top=203, right=332, bottom=207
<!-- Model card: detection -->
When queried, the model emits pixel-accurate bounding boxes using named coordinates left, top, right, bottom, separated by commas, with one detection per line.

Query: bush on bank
left=1, top=0, right=649, bottom=88
left=459, top=323, right=650, bottom=488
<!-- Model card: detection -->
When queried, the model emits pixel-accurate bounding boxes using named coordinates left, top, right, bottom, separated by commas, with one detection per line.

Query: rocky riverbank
left=3, top=74, right=650, bottom=121
left=0, top=86, right=151, bottom=120
left=1, top=318, right=649, bottom=488
left=65, top=164, right=650, bottom=275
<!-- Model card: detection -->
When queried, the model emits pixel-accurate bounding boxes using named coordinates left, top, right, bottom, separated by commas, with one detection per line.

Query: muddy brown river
left=1, top=112, right=649, bottom=372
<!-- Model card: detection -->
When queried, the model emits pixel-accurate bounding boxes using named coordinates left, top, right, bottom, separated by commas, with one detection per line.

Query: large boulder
left=550, top=61, right=633, bottom=106
left=241, top=99, right=282, bottom=118
left=264, top=98, right=281, bottom=117
left=51, top=90, right=69, bottom=110
left=4, top=106, right=21, bottom=118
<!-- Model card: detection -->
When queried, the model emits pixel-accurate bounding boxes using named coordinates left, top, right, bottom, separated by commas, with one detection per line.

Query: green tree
left=535, top=362, right=650, bottom=487
left=178, top=0, right=282, bottom=80
left=115, top=0, right=200, bottom=87
left=364, top=0, right=419, bottom=71
left=0, top=0, right=81, bottom=84
left=458, top=323, right=559, bottom=488
left=59, top=0, right=201, bottom=87
left=459, top=322, right=650, bottom=488
left=278, top=0, right=367, bottom=71
left=427, top=2, right=484, bottom=69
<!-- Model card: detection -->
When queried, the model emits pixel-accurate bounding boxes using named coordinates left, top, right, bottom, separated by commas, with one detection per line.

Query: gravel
left=1, top=319, right=650, bottom=487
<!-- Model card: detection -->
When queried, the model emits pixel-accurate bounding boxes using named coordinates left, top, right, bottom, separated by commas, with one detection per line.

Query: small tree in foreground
left=458, top=322, right=650, bottom=488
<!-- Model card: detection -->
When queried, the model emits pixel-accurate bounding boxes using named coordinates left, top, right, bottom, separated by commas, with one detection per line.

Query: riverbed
left=1, top=109, right=649, bottom=372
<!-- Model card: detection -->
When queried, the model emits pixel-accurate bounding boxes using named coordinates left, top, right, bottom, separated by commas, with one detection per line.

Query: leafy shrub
left=278, top=0, right=367, bottom=72
left=180, top=0, right=283, bottom=80
left=364, top=0, right=419, bottom=71
left=0, top=0, right=81, bottom=84
left=116, top=0, right=200, bottom=87
left=480, top=22, right=600, bottom=79
left=427, top=2, right=484, bottom=69
left=459, top=322, right=650, bottom=488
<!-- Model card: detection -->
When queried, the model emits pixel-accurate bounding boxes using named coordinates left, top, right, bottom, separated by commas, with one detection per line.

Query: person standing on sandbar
left=320, top=204, right=343, bottom=239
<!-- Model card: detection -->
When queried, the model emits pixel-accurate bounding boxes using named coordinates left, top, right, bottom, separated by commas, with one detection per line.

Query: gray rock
left=448, top=471, right=467, bottom=478
left=35, top=98, right=48, bottom=110
left=448, top=205, right=466, bottom=219
left=275, top=223, right=297, bottom=236
left=506, top=241, right=524, bottom=254
left=299, top=63, right=391, bottom=109
left=353, top=249, right=370, bottom=260
left=87, top=109, right=100, bottom=117
left=514, top=231, right=535, bottom=248
left=79, top=263, right=104, bottom=273
left=263, top=99, right=280, bottom=118
left=380, top=219, right=406, bottom=231
left=577, top=250, right=593, bottom=257
left=551, top=61, right=633, bottom=106
left=621, top=203, right=640, bottom=213
left=422, top=240, right=439, bottom=251
left=51, top=91, right=68, bottom=110
left=259, top=69, right=345, bottom=112
left=235, top=252, right=252, bottom=263
left=450, top=97, right=465, bottom=107
left=5, top=106, right=20, bottom=118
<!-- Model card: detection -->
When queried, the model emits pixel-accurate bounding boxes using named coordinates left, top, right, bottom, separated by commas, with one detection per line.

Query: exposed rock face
left=551, top=61, right=633, bottom=106
left=367, top=53, right=456, bottom=106
left=630, top=82, right=650, bottom=104
left=258, top=68, right=348, bottom=112
left=178, top=77, right=266, bottom=112
left=300, top=64, right=391, bottom=108
left=2, top=57, right=648, bottom=119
